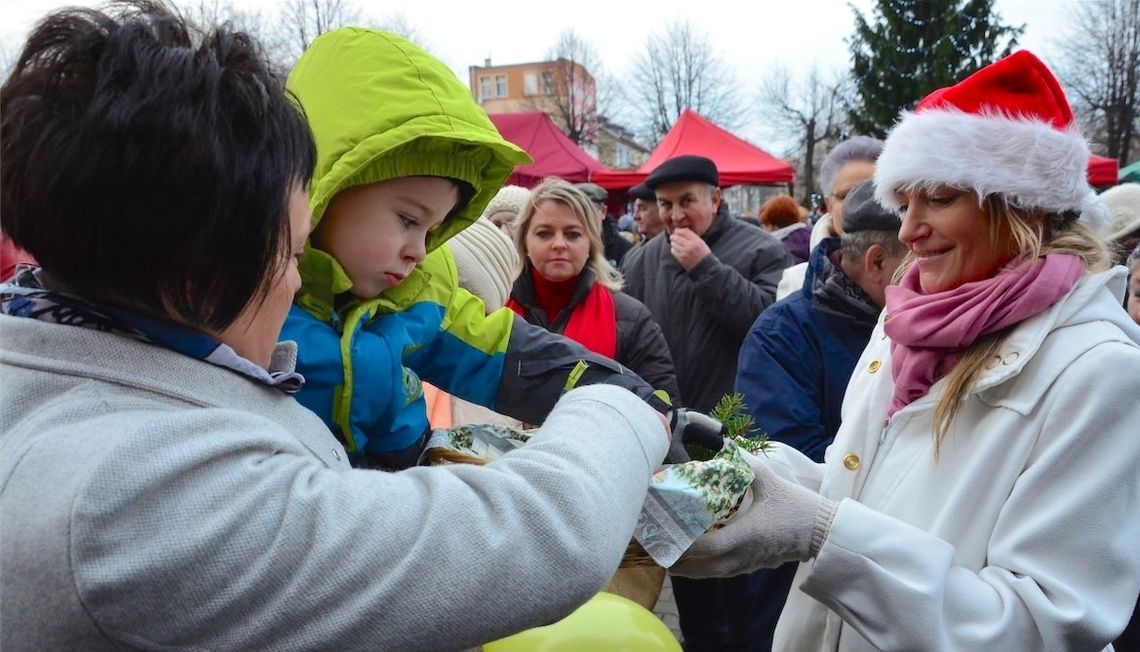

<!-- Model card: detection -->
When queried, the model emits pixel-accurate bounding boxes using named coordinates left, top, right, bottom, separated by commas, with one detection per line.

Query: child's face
left=313, top=176, right=459, bottom=298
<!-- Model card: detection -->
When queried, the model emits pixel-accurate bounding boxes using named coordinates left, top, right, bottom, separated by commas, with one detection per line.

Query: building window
left=540, top=71, right=555, bottom=95
left=479, top=76, right=494, bottom=101
left=617, top=144, right=631, bottom=169
left=524, top=72, right=538, bottom=96
left=495, top=74, right=508, bottom=97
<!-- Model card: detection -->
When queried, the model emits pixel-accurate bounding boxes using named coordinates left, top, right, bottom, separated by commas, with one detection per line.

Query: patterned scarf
left=0, top=268, right=304, bottom=393
left=883, top=254, right=1084, bottom=414
left=811, top=243, right=881, bottom=331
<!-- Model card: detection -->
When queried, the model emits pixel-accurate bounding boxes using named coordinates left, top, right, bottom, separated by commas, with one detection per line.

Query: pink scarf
left=883, top=254, right=1084, bottom=414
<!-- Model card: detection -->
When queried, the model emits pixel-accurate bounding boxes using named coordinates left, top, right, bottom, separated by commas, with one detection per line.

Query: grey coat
left=621, top=206, right=791, bottom=412
left=0, top=314, right=667, bottom=651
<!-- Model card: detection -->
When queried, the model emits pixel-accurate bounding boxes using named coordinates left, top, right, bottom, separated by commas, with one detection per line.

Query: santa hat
left=874, top=50, right=1109, bottom=233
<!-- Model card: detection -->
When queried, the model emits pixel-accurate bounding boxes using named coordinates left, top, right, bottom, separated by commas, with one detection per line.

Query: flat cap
left=629, top=183, right=655, bottom=201
left=842, top=180, right=901, bottom=233
left=574, top=182, right=608, bottom=203
left=644, top=155, right=719, bottom=189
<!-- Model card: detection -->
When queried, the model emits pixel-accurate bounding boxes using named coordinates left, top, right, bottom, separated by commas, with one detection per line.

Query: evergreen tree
left=847, top=0, right=1024, bottom=137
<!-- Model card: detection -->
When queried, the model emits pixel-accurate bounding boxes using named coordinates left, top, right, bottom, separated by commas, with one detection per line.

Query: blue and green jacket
left=281, top=28, right=663, bottom=466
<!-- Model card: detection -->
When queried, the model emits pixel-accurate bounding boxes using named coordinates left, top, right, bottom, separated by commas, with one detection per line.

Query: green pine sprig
left=710, top=392, right=770, bottom=455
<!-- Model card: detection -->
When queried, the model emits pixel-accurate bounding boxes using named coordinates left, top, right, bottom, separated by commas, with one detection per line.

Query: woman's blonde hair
left=512, top=177, right=624, bottom=291
left=893, top=193, right=1112, bottom=448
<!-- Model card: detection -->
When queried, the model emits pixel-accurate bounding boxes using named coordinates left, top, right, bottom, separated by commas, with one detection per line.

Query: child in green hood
left=280, top=28, right=668, bottom=469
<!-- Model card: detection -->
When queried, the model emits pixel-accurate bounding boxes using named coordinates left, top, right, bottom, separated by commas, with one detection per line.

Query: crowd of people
left=2, top=2, right=1139, bottom=651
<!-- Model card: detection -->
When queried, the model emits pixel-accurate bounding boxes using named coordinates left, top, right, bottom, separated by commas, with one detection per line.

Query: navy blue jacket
left=734, top=238, right=878, bottom=462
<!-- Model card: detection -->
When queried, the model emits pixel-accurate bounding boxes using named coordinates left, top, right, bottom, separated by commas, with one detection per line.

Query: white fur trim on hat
left=446, top=217, right=520, bottom=312
left=873, top=109, right=1109, bottom=234
left=1099, top=183, right=1140, bottom=241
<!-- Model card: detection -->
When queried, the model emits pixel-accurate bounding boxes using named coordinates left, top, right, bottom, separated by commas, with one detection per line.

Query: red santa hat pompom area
left=874, top=50, right=1109, bottom=233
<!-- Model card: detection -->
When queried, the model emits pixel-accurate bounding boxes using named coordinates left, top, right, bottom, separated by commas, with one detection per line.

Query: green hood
left=287, top=28, right=530, bottom=315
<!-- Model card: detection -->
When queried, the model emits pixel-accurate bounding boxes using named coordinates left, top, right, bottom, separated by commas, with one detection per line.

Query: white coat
left=765, top=268, right=1140, bottom=651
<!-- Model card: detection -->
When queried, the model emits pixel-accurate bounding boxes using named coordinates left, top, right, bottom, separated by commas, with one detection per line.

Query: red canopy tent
left=1088, top=154, right=1119, bottom=187
left=487, top=112, right=609, bottom=187
left=592, top=109, right=795, bottom=191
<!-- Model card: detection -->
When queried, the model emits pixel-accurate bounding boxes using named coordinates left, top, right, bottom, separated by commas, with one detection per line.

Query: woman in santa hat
left=670, top=50, right=1140, bottom=650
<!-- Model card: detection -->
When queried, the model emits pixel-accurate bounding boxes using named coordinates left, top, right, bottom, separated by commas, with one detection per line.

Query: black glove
left=665, top=408, right=727, bottom=463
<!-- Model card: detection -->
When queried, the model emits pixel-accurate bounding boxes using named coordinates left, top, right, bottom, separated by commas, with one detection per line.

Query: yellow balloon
left=484, top=592, right=682, bottom=652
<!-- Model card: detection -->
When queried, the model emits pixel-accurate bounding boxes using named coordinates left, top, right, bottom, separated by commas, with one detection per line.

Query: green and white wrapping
left=633, top=440, right=755, bottom=566
left=419, top=424, right=532, bottom=461
left=420, top=423, right=755, bottom=566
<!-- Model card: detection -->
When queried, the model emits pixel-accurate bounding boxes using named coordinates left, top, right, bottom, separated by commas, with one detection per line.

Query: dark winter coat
left=620, top=204, right=791, bottom=412
left=510, top=266, right=681, bottom=405
left=734, top=237, right=879, bottom=462
left=602, top=216, right=632, bottom=267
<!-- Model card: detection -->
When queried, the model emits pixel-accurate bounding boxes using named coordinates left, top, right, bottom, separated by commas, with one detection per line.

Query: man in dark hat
left=575, top=182, right=631, bottom=266
left=630, top=183, right=665, bottom=240
left=733, top=179, right=905, bottom=649
left=619, top=154, right=792, bottom=652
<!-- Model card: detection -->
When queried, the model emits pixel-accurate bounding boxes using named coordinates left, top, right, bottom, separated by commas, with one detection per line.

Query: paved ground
left=652, top=575, right=684, bottom=644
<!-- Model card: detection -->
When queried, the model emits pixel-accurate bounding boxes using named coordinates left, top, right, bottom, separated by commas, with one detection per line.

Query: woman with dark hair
left=671, top=51, right=1140, bottom=650
left=0, top=3, right=670, bottom=649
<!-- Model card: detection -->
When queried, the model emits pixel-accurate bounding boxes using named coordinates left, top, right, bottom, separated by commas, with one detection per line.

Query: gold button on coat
left=868, top=360, right=882, bottom=373
left=843, top=453, right=860, bottom=470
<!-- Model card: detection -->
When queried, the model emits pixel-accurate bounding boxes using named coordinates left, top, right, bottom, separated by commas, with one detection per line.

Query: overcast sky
left=0, top=0, right=1076, bottom=152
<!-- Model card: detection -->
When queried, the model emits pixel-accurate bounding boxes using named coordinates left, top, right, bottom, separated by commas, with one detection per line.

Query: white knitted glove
left=669, top=450, right=838, bottom=578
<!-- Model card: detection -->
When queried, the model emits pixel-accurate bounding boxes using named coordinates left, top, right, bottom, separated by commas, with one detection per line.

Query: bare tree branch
left=757, top=64, right=849, bottom=203
left=375, top=12, right=428, bottom=48
left=625, top=19, right=743, bottom=143
left=1053, top=0, right=1140, bottom=165
left=532, top=29, right=603, bottom=146
left=268, top=0, right=365, bottom=66
left=180, top=0, right=289, bottom=70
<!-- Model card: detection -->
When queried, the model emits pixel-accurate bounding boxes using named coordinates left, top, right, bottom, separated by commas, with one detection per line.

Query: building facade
left=469, top=58, right=599, bottom=149
left=594, top=117, right=651, bottom=170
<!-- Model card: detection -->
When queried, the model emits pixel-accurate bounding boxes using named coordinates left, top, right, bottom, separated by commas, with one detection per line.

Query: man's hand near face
left=669, top=227, right=712, bottom=271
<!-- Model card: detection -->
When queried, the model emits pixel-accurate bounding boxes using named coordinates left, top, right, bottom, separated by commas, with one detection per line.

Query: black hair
left=445, top=179, right=477, bottom=222
left=0, top=0, right=316, bottom=331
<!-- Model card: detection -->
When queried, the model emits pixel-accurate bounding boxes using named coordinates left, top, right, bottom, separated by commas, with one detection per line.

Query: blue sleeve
left=734, top=304, right=831, bottom=462
left=405, top=286, right=514, bottom=409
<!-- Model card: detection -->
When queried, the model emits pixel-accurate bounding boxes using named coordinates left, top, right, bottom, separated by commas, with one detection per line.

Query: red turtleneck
left=529, top=265, right=579, bottom=324
left=508, top=264, right=618, bottom=359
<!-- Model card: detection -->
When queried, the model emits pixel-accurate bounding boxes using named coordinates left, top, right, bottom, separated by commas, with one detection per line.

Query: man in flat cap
left=575, top=182, right=631, bottom=266
left=733, top=179, right=905, bottom=649
left=619, top=154, right=792, bottom=651
left=630, top=182, right=666, bottom=241
left=618, top=183, right=666, bottom=273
